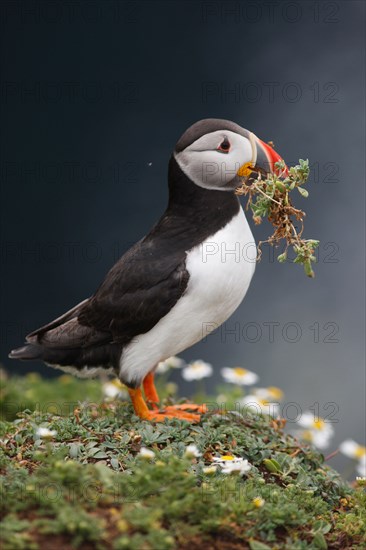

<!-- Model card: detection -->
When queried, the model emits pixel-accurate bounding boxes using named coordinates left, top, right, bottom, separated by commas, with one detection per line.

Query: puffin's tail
left=9, top=341, right=121, bottom=371
left=9, top=344, right=43, bottom=361
left=8, top=343, right=78, bottom=365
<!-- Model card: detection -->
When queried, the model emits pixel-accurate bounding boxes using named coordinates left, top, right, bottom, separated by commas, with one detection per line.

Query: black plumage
left=10, top=155, right=239, bottom=385
left=175, top=118, right=251, bottom=152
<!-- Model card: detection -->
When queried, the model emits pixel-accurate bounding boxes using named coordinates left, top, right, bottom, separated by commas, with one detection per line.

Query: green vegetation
left=236, top=158, right=320, bottom=277
left=1, top=371, right=365, bottom=549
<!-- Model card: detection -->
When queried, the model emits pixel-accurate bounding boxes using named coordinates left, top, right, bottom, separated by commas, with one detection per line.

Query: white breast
left=120, top=207, right=256, bottom=386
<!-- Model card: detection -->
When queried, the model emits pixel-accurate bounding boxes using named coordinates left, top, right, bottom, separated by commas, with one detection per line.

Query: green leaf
left=277, top=252, right=287, bottom=263
left=87, top=447, right=103, bottom=457
left=110, top=458, right=120, bottom=470
left=299, top=158, right=309, bottom=169
left=263, top=458, right=281, bottom=473
left=312, top=532, right=328, bottom=549
left=249, top=540, right=272, bottom=550
left=69, top=443, right=80, bottom=458
left=313, top=520, right=332, bottom=534
left=297, top=187, right=309, bottom=198
left=274, top=159, right=286, bottom=172
left=275, top=181, right=286, bottom=193
left=249, top=539, right=271, bottom=550
left=288, top=180, right=296, bottom=190
left=304, top=260, right=315, bottom=278
left=93, top=451, right=109, bottom=459
left=85, top=441, right=99, bottom=449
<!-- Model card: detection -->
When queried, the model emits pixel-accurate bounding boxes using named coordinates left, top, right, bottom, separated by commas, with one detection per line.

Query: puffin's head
left=174, top=118, right=287, bottom=192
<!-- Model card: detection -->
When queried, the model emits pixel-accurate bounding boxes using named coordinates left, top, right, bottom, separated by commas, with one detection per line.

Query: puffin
left=9, top=119, right=286, bottom=422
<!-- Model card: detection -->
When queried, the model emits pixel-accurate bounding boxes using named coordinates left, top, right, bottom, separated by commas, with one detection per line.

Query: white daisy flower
left=240, top=395, right=280, bottom=417
left=36, top=427, right=57, bottom=439
left=253, top=386, right=284, bottom=401
left=212, top=454, right=243, bottom=464
left=221, top=367, right=258, bottom=386
left=138, top=447, right=155, bottom=460
left=339, top=439, right=366, bottom=460
left=182, top=360, right=213, bottom=381
left=296, top=412, right=334, bottom=450
left=185, top=444, right=201, bottom=458
left=102, top=379, right=128, bottom=400
left=156, top=356, right=185, bottom=374
left=357, top=455, right=366, bottom=477
left=221, top=461, right=251, bottom=476
left=212, top=456, right=251, bottom=476
left=298, top=412, right=334, bottom=433
left=300, top=429, right=332, bottom=450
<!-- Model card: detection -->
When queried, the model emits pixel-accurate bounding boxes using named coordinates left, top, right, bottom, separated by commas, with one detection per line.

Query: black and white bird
left=9, top=119, right=286, bottom=422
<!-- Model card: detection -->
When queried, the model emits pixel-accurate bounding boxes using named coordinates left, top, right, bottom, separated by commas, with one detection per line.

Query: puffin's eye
left=217, top=137, right=231, bottom=153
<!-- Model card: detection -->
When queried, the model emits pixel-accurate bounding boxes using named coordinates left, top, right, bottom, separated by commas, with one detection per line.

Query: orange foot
left=128, top=387, right=201, bottom=423
left=144, top=408, right=201, bottom=423
left=141, top=371, right=206, bottom=419
left=164, top=403, right=208, bottom=414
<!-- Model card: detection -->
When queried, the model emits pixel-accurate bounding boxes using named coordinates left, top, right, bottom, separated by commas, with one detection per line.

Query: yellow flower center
left=221, top=455, right=235, bottom=461
left=355, top=447, right=366, bottom=458
left=267, top=386, right=284, bottom=400
left=233, top=368, right=248, bottom=376
left=252, top=497, right=265, bottom=508
left=313, top=420, right=325, bottom=430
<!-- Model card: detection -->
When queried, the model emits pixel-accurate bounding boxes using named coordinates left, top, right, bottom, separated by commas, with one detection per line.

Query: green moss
left=0, top=373, right=365, bottom=549
left=0, top=370, right=103, bottom=421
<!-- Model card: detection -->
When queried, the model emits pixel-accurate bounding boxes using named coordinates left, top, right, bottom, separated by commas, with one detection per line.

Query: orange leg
left=128, top=387, right=201, bottom=423
left=142, top=372, right=160, bottom=410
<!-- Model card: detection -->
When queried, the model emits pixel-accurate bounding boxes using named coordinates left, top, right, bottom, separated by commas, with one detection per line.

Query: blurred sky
left=1, top=0, right=365, bottom=472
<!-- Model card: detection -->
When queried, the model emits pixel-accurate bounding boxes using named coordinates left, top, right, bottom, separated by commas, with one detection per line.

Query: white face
left=174, top=130, right=255, bottom=191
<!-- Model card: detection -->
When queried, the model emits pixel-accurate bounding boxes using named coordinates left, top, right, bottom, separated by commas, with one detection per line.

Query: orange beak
left=237, top=132, right=288, bottom=181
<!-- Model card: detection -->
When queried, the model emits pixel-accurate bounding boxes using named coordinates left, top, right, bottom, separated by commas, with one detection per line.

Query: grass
left=1, top=370, right=365, bottom=549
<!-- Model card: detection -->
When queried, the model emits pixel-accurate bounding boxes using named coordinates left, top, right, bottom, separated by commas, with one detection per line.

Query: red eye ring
left=217, top=137, right=231, bottom=153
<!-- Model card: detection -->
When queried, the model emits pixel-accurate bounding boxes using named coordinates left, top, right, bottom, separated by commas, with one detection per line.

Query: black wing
left=26, top=233, right=189, bottom=350
left=78, top=235, right=189, bottom=345
left=25, top=299, right=111, bottom=349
